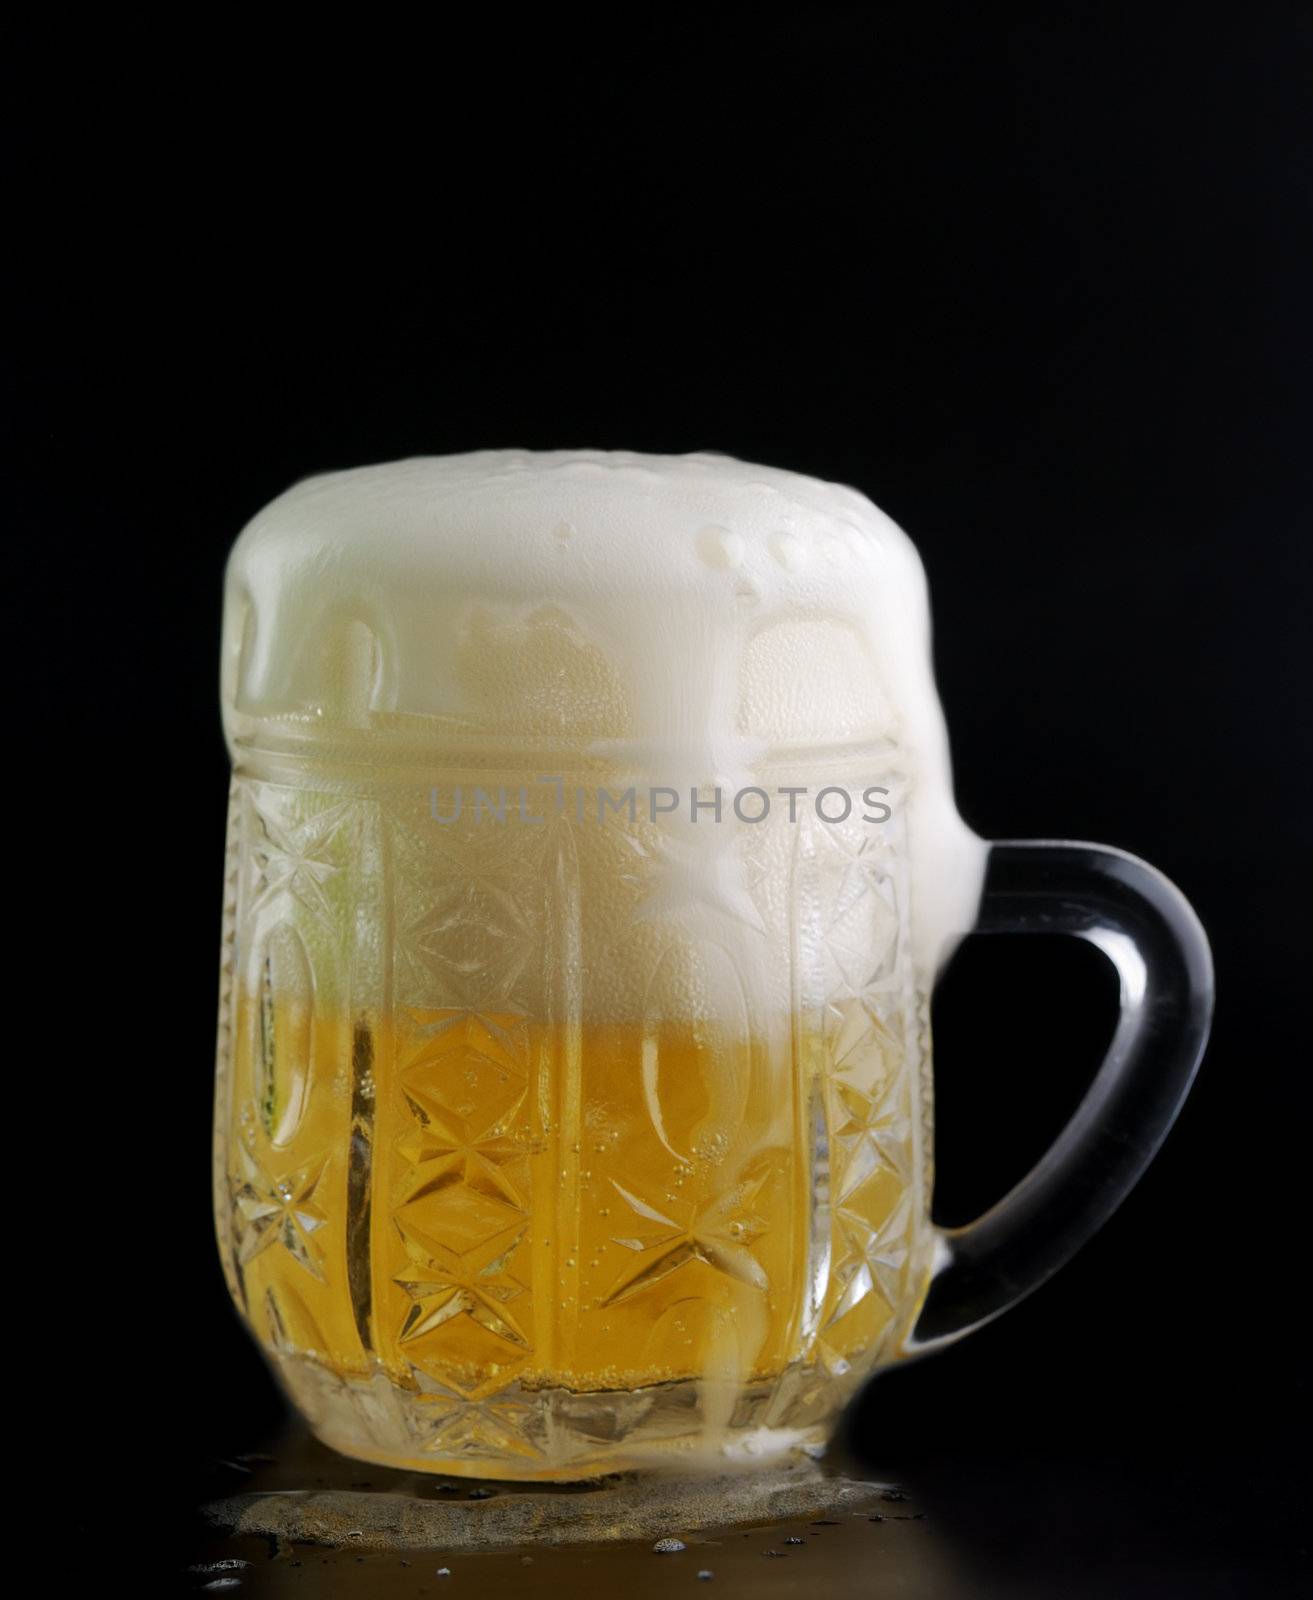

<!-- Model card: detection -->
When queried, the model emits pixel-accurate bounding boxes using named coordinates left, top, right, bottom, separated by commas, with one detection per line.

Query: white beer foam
left=222, top=451, right=986, bottom=973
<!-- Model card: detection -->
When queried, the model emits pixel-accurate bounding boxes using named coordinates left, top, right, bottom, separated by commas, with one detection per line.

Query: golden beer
left=216, top=767, right=928, bottom=1476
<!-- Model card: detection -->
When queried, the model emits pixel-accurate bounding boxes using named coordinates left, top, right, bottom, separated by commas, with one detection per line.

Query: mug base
left=272, top=1348, right=837, bottom=1481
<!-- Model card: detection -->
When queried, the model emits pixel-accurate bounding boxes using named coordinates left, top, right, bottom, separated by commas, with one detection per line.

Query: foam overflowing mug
left=214, top=451, right=1212, bottom=1477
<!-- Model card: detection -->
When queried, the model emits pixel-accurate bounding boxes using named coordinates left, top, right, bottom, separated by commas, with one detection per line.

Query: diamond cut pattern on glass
left=389, top=1004, right=534, bottom=1380
left=410, top=1375, right=543, bottom=1461
left=402, top=882, right=537, bottom=1011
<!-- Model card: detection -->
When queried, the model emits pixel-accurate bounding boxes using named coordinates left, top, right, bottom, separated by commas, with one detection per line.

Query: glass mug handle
left=908, top=840, right=1214, bottom=1354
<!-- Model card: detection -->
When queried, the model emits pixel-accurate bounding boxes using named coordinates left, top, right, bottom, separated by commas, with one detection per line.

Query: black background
left=11, top=5, right=1312, bottom=1590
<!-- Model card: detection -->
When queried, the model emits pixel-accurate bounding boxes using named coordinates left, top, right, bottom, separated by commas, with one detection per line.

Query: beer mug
left=214, top=452, right=1211, bottom=1478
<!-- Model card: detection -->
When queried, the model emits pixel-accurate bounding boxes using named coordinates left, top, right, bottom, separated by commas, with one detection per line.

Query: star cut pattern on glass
left=824, top=1190, right=913, bottom=1335
left=232, top=1142, right=330, bottom=1279
left=603, top=1163, right=775, bottom=1306
left=246, top=793, right=358, bottom=928
left=393, top=1225, right=531, bottom=1353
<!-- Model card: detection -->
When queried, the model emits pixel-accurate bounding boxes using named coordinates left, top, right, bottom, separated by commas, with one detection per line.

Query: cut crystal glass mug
left=214, top=451, right=1212, bottom=1478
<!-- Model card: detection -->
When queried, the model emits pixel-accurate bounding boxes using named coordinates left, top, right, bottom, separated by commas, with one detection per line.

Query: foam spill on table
left=207, top=1456, right=887, bottom=1549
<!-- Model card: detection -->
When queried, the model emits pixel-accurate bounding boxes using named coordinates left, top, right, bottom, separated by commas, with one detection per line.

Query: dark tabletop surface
left=161, top=1410, right=1308, bottom=1599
